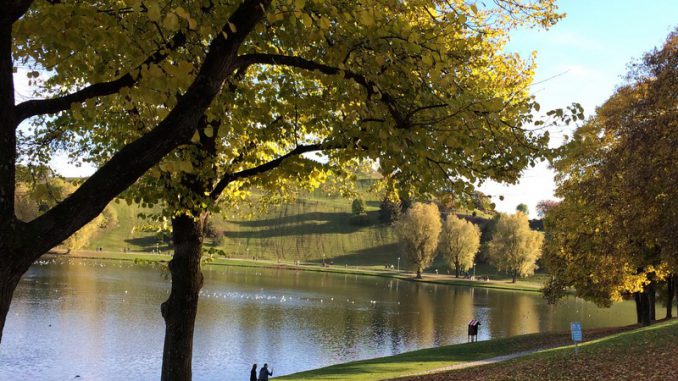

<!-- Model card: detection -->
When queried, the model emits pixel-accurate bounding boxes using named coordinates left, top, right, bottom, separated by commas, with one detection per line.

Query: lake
left=0, top=257, right=637, bottom=380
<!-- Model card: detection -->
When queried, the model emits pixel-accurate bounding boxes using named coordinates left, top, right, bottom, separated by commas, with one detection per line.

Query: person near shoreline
left=258, top=363, right=273, bottom=381
left=250, top=364, right=257, bottom=381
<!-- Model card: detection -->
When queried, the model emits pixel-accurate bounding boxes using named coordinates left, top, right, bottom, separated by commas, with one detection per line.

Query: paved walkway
left=402, top=349, right=539, bottom=378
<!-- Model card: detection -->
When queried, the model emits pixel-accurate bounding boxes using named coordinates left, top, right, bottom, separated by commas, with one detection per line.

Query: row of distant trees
left=394, top=202, right=543, bottom=282
left=351, top=189, right=499, bottom=228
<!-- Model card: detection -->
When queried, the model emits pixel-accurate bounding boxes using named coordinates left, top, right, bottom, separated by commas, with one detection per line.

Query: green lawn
left=402, top=319, right=678, bottom=381
left=277, top=321, right=678, bottom=381
left=276, top=323, right=644, bottom=381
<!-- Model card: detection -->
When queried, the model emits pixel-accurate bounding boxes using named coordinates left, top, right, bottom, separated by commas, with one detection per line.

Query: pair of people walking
left=250, top=363, right=273, bottom=381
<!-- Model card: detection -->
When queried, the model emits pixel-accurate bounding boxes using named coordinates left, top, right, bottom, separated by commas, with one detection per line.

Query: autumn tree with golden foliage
left=396, top=202, right=442, bottom=279
left=439, top=215, right=481, bottom=278
left=542, top=29, right=678, bottom=325
left=489, top=212, right=543, bottom=283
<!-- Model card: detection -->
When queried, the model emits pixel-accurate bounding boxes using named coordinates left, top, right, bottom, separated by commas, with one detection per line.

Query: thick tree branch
left=23, top=0, right=271, bottom=262
left=2, top=0, right=34, bottom=24
left=210, top=143, right=325, bottom=200
left=15, top=32, right=187, bottom=122
left=0, top=22, right=17, bottom=225
left=233, top=53, right=408, bottom=127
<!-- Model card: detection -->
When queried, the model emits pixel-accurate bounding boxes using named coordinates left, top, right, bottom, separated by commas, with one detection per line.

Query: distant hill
left=86, top=179, right=495, bottom=268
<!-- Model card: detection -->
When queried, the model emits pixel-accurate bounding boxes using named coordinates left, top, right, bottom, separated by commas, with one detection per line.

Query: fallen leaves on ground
left=396, top=321, right=678, bottom=381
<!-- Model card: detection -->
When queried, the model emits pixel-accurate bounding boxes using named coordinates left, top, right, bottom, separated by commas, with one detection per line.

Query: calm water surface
left=0, top=258, right=637, bottom=380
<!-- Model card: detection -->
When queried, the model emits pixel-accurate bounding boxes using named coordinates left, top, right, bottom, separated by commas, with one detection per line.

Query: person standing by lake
left=258, top=363, right=273, bottom=381
left=250, top=364, right=257, bottom=381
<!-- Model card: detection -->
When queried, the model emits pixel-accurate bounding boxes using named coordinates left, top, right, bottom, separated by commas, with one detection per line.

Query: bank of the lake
left=4, top=257, right=642, bottom=379
left=280, top=319, right=678, bottom=381
left=50, top=250, right=546, bottom=293
left=400, top=318, right=678, bottom=381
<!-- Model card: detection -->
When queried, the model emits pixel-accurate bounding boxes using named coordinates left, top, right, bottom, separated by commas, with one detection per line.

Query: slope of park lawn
left=76, top=181, right=547, bottom=292
left=278, top=320, right=678, bottom=381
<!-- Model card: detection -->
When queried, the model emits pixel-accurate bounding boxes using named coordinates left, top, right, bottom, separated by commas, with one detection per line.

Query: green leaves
left=15, top=0, right=564, bottom=224
left=163, top=12, right=179, bottom=31
left=145, top=1, right=161, bottom=22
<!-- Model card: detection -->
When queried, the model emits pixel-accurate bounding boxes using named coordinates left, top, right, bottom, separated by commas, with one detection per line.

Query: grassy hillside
left=88, top=180, right=401, bottom=264
left=84, top=181, right=540, bottom=283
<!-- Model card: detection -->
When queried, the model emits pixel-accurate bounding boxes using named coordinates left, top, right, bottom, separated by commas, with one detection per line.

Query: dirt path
left=392, top=325, right=637, bottom=381
left=402, top=350, right=539, bottom=378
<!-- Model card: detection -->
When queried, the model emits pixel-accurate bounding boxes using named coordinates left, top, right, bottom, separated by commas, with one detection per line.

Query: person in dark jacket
left=250, top=364, right=257, bottom=381
left=258, top=363, right=273, bottom=381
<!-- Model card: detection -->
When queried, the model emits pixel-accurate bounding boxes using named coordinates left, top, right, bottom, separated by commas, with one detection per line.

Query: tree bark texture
left=634, top=289, right=652, bottom=326
left=649, top=281, right=656, bottom=321
left=0, top=266, right=22, bottom=343
left=666, top=275, right=674, bottom=319
left=160, top=214, right=205, bottom=381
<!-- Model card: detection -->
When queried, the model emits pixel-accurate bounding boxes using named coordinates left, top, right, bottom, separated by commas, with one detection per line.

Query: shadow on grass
left=123, top=236, right=170, bottom=252
left=223, top=211, right=383, bottom=239
left=306, top=243, right=402, bottom=267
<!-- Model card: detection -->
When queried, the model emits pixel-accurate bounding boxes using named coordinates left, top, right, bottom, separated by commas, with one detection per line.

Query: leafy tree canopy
left=542, top=29, right=677, bottom=307
left=395, top=202, right=442, bottom=278
left=488, top=212, right=543, bottom=282
left=439, top=214, right=481, bottom=277
left=17, top=0, right=567, bottom=216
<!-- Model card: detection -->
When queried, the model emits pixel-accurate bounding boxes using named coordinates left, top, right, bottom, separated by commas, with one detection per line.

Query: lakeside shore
left=45, top=249, right=545, bottom=293
left=279, top=319, right=677, bottom=381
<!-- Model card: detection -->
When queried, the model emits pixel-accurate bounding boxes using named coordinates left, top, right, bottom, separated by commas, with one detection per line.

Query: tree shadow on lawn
left=223, top=211, right=383, bottom=239
left=308, top=243, right=403, bottom=267
left=124, top=236, right=171, bottom=252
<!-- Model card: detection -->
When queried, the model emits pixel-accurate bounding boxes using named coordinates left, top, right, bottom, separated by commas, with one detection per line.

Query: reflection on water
left=0, top=258, right=637, bottom=380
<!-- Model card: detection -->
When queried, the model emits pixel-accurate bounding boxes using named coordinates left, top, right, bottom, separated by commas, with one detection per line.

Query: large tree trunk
left=649, top=281, right=656, bottom=321
left=0, top=13, right=19, bottom=345
left=667, top=275, right=674, bottom=319
left=416, top=268, right=422, bottom=279
left=454, top=263, right=460, bottom=278
left=160, top=213, right=205, bottom=381
left=0, top=267, right=22, bottom=343
left=634, top=292, right=642, bottom=324
left=635, top=288, right=652, bottom=326
left=512, top=270, right=517, bottom=283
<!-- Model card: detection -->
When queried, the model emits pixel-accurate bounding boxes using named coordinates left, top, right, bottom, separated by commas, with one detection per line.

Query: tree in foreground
left=439, top=215, right=481, bottom=277
left=542, top=29, right=678, bottom=324
left=488, top=212, right=543, bottom=283
left=396, top=202, right=442, bottom=279
left=1, top=0, right=570, bottom=378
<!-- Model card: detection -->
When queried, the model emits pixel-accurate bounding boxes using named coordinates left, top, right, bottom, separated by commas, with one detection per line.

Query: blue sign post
left=570, top=322, right=583, bottom=355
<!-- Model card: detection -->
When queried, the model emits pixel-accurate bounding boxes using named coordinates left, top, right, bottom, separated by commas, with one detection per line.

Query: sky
left=478, top=0, right=678, bottom=214
left=15, top=1, right=678, bottom=214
